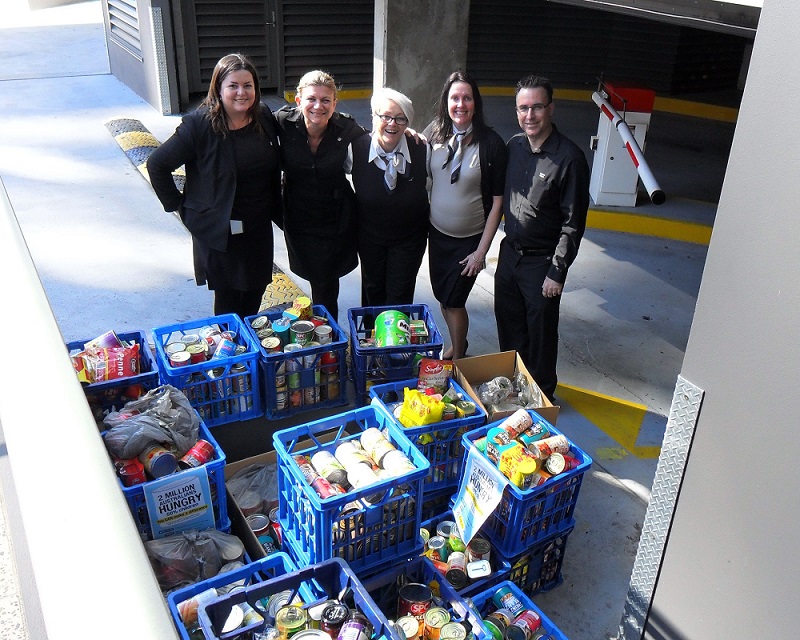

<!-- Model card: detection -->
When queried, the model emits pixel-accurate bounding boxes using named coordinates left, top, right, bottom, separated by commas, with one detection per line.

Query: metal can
left=169, top=350, right=192, bottom=368
left=427, top=535, right=448, bottom=562
left=320, top=350, right=339, bottom=374
left=295, top=630, right=331, bottom=640
left=436, top=521, right=455, bottom=539
left=319, top=602, right=349, bottom=639
left=165, top=341, right=186, bottom=356
left=251, top=315, right=271, bottom=330
left=337, top=611, right=372, bottom=640
left=360, top=427, right=397, bottom=467
left=396, top=615, right=420, bottom=640
left=115, top=457, right=146, bottom=487
left=314, top=324, right=333, bottom=344
left=466, top=535, right=491, bottom=563
left=506, top=610, right=542, bottom=640
left=439, top=622, right=466, bottom=640
left=543, top=452, right=567, bottom=476
left=231, top=363, right=252, bottom=413
left=311, top=450, right=349, bottom=486
left=422, top=607, right=450, bottom=640
left=269, top=506, right=282, bottom=546
left=530, top=434, right=571, bottom=459
left=275, top=605, right=308, bottom=639
left=381, top=449, right=416, bottom=476
left=178, top=439, right=215, bottom=469
left=186, top=342, right=207, bottom=364
left=334, top=440, right=370, bottom=467
left=246, top=513, right=271, bottom=537
left=290, top=320, right=316, bottom=346
left=492, top=586, right=525, bottom=618
left=138, top=444, right=176, bottom=478
left=262, top=336, right=282, bottom=352
left=445, top=552, right=468, bottom=591
left=210, top=336, right=237, bottom=360
left=292, top=296, right=313, bottom=321
left=441, top=403, right=457, bottom=421
left=180, top=333, right=202, bottom=347
left=397, top=582, right=433, bottom=622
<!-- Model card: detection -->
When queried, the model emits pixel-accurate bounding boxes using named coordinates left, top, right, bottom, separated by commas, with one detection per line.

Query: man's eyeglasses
left=516, top=102, right=552, bottom=115
left=375, top=113, right=409, bottom=126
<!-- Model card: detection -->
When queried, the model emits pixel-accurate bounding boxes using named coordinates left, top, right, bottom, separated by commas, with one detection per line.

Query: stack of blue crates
left=459, top=410, right=593, bottom=596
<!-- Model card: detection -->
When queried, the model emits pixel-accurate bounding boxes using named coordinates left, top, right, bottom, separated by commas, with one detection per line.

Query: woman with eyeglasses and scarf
left=350, top=88, right=430, bottom=307
left=425, top=72, right=508, bottom=360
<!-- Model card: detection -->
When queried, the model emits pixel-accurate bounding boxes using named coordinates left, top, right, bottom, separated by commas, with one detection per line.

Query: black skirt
left=193, top=223, right=274, bottom=292
left=428, top=225, right=482, bottom=308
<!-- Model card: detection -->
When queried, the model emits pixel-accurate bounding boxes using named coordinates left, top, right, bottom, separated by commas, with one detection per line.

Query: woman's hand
left=405, top=128, right=427, bottom=145
left=459, top=252, right=485, bottom=277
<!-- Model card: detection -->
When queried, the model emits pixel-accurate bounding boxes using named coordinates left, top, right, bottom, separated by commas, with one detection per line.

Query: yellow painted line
left=283, top=88, right=372, bottom=104
left=556, top=383, right=660, bottom=458
left=587, top=209, right=712, bottom=245
left=653, top=97, right=738, bottom=123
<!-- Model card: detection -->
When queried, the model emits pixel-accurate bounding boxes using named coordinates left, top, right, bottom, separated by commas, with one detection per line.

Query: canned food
left=544, top=451, right=567, bottom=476
left=439, top=622, right=466, bottom=640
left=262, top=336, right=282, bottom=352
left=290, top=320, right=316, bottom=346
left=397, top=582, right=433, bottom=621
left=311, top=450, right=349, bottom=486
left=269, top=506, right=282, bottom=546
left=436, top=521, right=455, bottom=539
left=169, top=350, right=192, bottom=368
left=337, top=611, right=372, bottom=640
left=220, top=604, right=245, bottom=634
left=178, top=439, right=215, bottom=469
left=292, top=296, right=313, bottom=321
left=257, top=327, right=276, bottom=340
left=506, top=610, right=542, bottom=640
left=381, top=449, right=416, bottom=476
left=251, top=315, right=271, bottom=330
left=360, top=427, right=397, bottom=467
left=454, top=400, right=476, bottom=417
left=295, top=630, right=331, bottom=640
left=492, top=586, right=525, bottom=618
left=211, top=336, right=237, bottom=360
left=445, top=552, right=468, bottom=591
left=265, top=590, right=300, bottom=627
left=165, top=341, right=186, bottom=356
left=422, top=607, right=450, bottom=640
left=466, top=559, right=492, bottom=579
left=186, top=342, right=207, bottom=363
left=427, top=536, right=448, bottom=562
left=319, top=602, right=349, bottom=639
left=467, top=535, right=491, bottom=563
left=246, top=513, right=271, bottom=537
left=530, top=434, right=570, bottom=459
left=138, top=444, right=177, bottom=478
left=180, top=333, right=202, bottom=346
left=396, top=615, right=420, bottom=640
left=275, top=605, right=307, bottom=639
left=334, top=440, right=370, bottom=467
left=273, top=316, right=292, bottom=346
left=314, top=324, right=333, bottom=344
left=115, top=457, right=146, bottom=487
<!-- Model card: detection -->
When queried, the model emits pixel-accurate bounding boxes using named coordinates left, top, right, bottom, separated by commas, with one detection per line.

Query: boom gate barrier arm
left=590, top=84, right=666, bottom=206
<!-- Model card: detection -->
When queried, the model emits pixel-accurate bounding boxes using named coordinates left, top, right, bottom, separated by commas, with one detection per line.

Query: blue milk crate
left=360, top=555, right=490, bottom=640
left=502, top=521, right=575, bottom=596
left=272, top=404, right=430, bottom=575
left=369, top=377, right=487, bottom=494
left=66, top=329, right=160, bottom=424
left=348, top=304, right=444, bottom=405
left=167, top=552, right=296, bottom=640
left=244, top=305, right=349, bottom=419
left=198, top=557, right=401, bottom=640
left=104, top=419, right=229, bottom=541
left=470, top=580, right=568, bottom=640
left=420, top=510, right=511, bottom=598
left=152, top=314, right=262, bottom=426
left=459, top=411, right=592, bottom=557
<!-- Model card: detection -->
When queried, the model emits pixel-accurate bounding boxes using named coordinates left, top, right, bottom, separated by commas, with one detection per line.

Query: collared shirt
left=503, top=124, right=590, bottom=283
left=367, top=132, right=411, bottom=168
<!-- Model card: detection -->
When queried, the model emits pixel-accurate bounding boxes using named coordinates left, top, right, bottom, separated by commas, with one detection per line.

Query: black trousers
left=358, top=233, right=427, bottom=307
left=309, top=278, right=341, bottom=323
left=213, top=288, right=264, bottom=319
left=494, top=239, right=561, bottom=401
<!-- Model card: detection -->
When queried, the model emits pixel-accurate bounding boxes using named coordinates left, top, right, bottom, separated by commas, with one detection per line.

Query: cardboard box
left=225, top=450, right=278, bottom=561
left=453, top=351, right=560, bottom=424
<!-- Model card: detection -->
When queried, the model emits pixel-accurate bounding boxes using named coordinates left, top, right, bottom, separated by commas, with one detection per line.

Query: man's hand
left=542, top=276, right=563, bottom=298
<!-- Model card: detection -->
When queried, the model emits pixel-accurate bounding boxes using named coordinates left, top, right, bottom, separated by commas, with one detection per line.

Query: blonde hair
left=370, top=87, right=414, bottom=126
left=296, top=70, right=338, bottom=98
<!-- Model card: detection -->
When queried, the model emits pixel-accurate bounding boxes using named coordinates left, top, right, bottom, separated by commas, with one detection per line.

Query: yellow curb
left=587, top=209, right=712, bottom=245
left=556, top=383, right=661, bottom=458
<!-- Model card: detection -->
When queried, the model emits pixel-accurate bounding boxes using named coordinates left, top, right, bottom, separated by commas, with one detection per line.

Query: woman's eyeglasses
left=374, top=113, right=409, bottom=126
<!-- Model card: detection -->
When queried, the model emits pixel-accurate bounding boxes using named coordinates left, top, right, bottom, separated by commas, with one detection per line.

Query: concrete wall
left=374, top=0, right=470, bottom=130
left=644, top=0, right=800, bottom=637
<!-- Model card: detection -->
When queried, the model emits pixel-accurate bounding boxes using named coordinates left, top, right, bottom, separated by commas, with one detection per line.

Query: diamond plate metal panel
left=618, top=375, right=704, bottom=640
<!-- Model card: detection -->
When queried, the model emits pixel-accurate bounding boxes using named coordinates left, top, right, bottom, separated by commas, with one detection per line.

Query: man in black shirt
left=495, top=75, right=590, bottom=402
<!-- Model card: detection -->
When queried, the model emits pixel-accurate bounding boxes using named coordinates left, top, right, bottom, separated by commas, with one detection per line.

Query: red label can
left=114, top=457, right=147, bottom=487
left=179, top=439, right=215, bottom=469
left=398, top=583, right=433, bottom=622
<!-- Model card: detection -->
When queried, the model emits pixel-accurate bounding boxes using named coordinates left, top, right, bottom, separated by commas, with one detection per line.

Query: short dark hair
left=429, top=71, right=488, bottom=145
left=516, top=75, right=553, bottom=103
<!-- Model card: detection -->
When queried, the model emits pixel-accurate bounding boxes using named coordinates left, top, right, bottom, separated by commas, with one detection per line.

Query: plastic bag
left=101, top=384, right=200, bottom=459
left=477, top=376, right=513, bottom=406
left=398, top=387, right=444, bottom=427
left=227, top=463, right=279, bottom=515
left=145, top=528, right=246, bottom=591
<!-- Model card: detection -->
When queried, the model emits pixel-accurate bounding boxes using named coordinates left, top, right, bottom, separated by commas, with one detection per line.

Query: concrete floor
left=0, top=1, right=733, bottom=638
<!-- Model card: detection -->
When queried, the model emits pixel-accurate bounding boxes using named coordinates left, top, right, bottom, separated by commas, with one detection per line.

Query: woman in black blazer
left=147, top=53, right=282, bottom=318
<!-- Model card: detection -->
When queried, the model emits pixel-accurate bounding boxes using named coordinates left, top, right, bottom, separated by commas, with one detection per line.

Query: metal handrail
left=0, top=177, right=179, bottom=639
